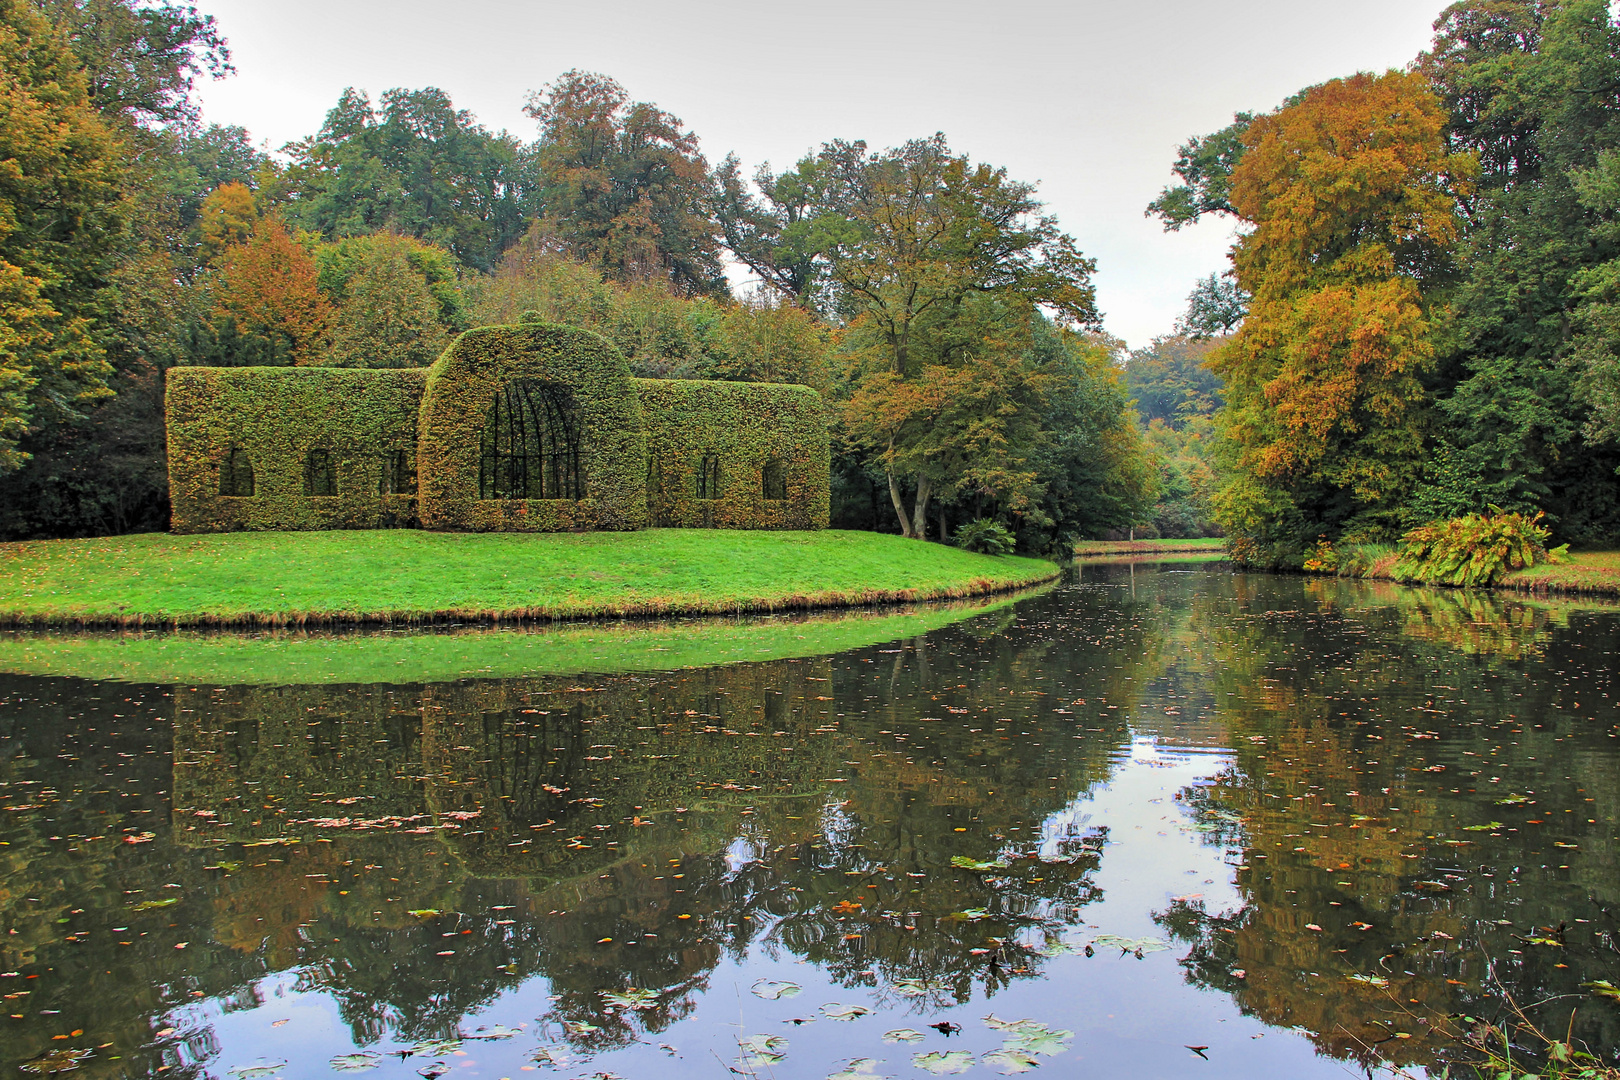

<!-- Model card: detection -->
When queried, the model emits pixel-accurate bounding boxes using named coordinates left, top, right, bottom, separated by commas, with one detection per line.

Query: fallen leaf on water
left=561, top=1021, right=600, bottom=1036
left=892, top=977, right=945, bottom=998
left=950, top=856, right=1009, bottom=872
left=832, top=900, right=863, bottom=914
left=270, top=1019, right=288, bottom=1028
left=129, top=898, right=180, bottom=911
left=467, top=1025, right=521, bottom=1039
left=882, top=1029, right=926, bottom=1043
left=416, top=1065, right=450, bottom=1080
left=913, top=1050, right=975, bottom=1075
left=403, top=1040, right=463, bottom=1057
left=405, top=910, right=442, bottom=918
left=750, top=979, right=802, bottom=1000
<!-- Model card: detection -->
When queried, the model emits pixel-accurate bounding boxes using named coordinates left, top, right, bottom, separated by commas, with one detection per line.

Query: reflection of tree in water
left=1155, top=580, right=1620, bottom=1072
left=1, top=582, right=1172, bottom=1074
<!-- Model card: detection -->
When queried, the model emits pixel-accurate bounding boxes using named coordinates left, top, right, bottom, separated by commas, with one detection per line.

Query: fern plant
left=1393, top=510, right=1567, bottom=588
left=954, top=518, right=1016, bottom=555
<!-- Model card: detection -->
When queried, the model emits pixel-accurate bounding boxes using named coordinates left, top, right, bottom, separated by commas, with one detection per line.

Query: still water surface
left=2, top=564, right=1619, bottom=1079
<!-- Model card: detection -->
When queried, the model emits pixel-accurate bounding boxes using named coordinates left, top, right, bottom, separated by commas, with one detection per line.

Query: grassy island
left=0, top=529, right=1058, bottom=628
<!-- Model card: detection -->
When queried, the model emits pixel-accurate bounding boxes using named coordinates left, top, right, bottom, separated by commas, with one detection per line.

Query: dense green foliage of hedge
left=637, top=378, right=830, bottom=530
left=167, top=367, right=426, bottom=533
left=418, top=323, right=648, bottom=531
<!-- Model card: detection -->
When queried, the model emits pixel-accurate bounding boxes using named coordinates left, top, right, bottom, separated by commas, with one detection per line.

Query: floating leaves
left=601, top=988, right=660, bottom=1011
left=1583, top=980, right=1620, bottom=1000
left=561, top=1020, right=601, bottom=1036
left=827, top=1058, right=889, bottom=1080
left=948, top=908, right=991, bottom=922
left=129, top=897, right=180, bottom=911
left=526, top=1046, right=573, bottom=1067
left=1461, top=822, right=1504, bottom=832
left=738, top=1034, right=788, bottom=1067
left=416, top=1065, right=450, bottom=1080
left=882, top=1029, right=927, bottom=1043
left=913, top=1050, right=975, bottom=1075
left=329, top=1053, right=381, bottom=1072
left=406, top=909, right=444, bottom=918
left=467, top=1025, right=521, bottom=1040
left=750, top=979, right=802, bottom=1000
left=1347, top=974, right=1389, bottom=988
left=820, top=1003, right=870, bottom=1021
left=982, top=1016, right=1073, bottom=1058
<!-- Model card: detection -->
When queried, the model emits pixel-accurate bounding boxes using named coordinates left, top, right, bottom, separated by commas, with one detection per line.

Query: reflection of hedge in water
left=1164, top=574, right=1620, bottom=1071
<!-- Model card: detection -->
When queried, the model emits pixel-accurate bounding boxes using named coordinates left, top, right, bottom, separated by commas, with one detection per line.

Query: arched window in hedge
left=762, top=459, right=787, bottom=502
left=695, top=454, right=721, bottom=500
left=218, top=447, right=255, bottom=497
left=304, top=448, right=337, bottom=496
left=379, top=450, right=415, bottom=495
left=479, top=379, right=584, bottom=500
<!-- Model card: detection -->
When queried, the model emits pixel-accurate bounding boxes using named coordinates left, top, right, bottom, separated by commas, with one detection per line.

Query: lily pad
left=330, top=1053, right=381, bottom=1072
left=913, top=1050, right=975, bottom=1075
left=827, top=1058, right=890, bottom=1080
left=1092, top=934, right=1170, bottom=955
left=467, top=1025, right=521, bottom=1040
left=892, top=977, right=945, bottom=998
left=883, top=1028, right=927, bottom=1043
left=228, top=1063, right=288, bottom=1079
left=750, top=978, right=803, bottom=1000
left=984, top=1047, right=1041, bottom=1074
left=950, top=855, right=1009, bottom=872
left=526, top=1045, right=572, bottom=1066
left=738, top=1034, right=789, bottom=1067
left=602, top=988, right=660, bottom=1010
left=402, top=1041, right=463, bottom=1057
left=821, top=1003, right=871, bottom=1021
left=19, top=1049, right=95, bottom=1075
left=561, top=1020, right=601, bottom=1036
left=417, top=1066, right=450, bottom=1080
left=949, top=908, right=992, bottom=922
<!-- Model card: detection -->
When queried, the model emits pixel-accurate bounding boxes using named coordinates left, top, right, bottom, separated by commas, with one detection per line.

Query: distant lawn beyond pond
left=0, top=529, right=1059, bottom=628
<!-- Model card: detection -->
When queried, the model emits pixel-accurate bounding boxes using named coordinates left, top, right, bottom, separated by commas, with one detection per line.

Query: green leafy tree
left=1146, top=114, right=1255, bottom=230
left=1416, top=0, right=1620, bottom=540
left=282, top=87, right=529, bottom=273
left=524, top=70, right=726, bottom=296
left=0, top=0, right=123, bottom=472
left=316, top=234, right=453, bottom=368
left=1174, top=273, right=1248, bottom=338
left=1123, top=335, right=1223, bottom=426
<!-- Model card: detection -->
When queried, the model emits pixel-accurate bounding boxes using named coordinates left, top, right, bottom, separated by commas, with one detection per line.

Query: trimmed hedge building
left=166, top=322, right=831, bottom=534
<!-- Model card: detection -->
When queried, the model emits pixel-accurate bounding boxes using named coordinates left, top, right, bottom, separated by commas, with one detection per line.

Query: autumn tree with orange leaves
left=210, top=217, right=334, bottom=366
left=1209, top=71, right=1475, bottom=562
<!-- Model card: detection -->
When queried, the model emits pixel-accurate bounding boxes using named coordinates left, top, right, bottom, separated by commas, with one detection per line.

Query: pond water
left=2, top=563, right=1619, bottom=1080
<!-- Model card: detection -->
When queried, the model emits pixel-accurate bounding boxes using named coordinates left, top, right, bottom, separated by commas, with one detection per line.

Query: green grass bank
left=1073, top=538, right=1226, bottom=556
left=0, top=529, right=1059, bottom=628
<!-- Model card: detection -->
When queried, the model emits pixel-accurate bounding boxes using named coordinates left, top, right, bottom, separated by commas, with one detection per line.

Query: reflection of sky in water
left=158, top=729, right=1383, bottom=1079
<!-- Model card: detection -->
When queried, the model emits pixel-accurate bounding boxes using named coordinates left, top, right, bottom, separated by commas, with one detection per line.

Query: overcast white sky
left=186, top=0, right=1448, bottom=349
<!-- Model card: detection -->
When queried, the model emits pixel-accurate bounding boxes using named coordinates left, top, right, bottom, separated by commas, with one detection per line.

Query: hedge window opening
left=479, top=378, right=584, bottom=500
left=695, top=454, right=721, bottom=500
left=304, top=448, right=338, bottom=496
left=762, top=458, right=787, bottom=502
left=379, top=450, right=415, bottom=495
left=218, top=447, right=256, bottom=497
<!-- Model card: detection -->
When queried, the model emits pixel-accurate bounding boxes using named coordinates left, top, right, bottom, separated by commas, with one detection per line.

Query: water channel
left=2, top=561, right=1618, bottom=1079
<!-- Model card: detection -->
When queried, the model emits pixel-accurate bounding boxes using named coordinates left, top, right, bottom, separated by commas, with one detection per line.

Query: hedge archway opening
left=478, top=378, right=584, bottom=500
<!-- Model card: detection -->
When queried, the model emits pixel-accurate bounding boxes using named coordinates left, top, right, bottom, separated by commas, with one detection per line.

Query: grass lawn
left=1074, top=538, right=1227, bottom=556
left=0, top=529, right=1058, bottom=627
left=0, top=589, right=1042, bottom=685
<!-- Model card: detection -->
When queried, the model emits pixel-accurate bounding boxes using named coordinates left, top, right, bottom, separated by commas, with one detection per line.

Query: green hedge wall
left=635, top=379, right=830, bottom=530
left=167, top=367, right=426, bottom=534
left=418, top=324, right=648, bottom=531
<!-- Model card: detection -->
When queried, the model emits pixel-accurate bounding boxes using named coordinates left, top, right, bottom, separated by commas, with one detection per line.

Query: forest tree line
left=0, top=0, right=1160, bottom=551
left=1139, top=0, right=1620, bottom=563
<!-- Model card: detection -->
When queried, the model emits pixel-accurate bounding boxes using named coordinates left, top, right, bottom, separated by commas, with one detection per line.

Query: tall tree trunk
left=939, top=503, right=949, bottom=544
left=886, top=469, right=913, bottom=538
left=912, top=475, right=932, bottom=541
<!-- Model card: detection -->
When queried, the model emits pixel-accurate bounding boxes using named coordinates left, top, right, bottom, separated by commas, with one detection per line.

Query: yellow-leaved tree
left=1212, top=70, right=1475, bottom=562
